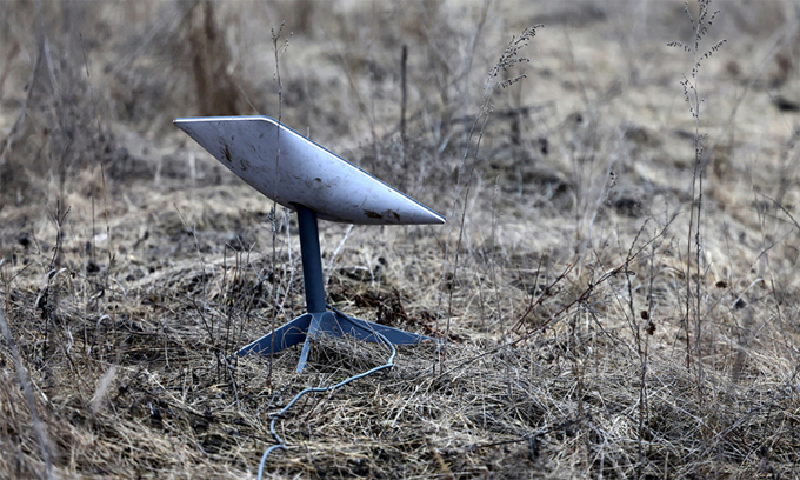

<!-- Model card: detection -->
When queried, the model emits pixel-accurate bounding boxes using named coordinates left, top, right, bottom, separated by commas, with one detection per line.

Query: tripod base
left=237, top=309, right=435, bottom=372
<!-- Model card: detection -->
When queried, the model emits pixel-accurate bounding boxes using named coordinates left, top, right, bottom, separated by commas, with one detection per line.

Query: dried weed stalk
left=437, top=24, right=543, bottom=371
left=668, top=0, right=726, bottom=398
left=0, top=307, right=53, bottom=480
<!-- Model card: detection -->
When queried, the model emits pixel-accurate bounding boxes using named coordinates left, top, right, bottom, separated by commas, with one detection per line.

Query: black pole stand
left=236, top=205, right=435, bottom=373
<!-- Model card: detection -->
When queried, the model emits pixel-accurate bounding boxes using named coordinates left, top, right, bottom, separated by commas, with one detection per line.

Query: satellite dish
left=173, top=116, right=444, bottom=225
left=174, top=116, right=444, bottom=372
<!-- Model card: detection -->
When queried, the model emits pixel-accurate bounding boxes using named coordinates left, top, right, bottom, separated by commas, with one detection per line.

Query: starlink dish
left=173, top=116, right=444, bottom=225
left=174, top=115, right=444, bottom=372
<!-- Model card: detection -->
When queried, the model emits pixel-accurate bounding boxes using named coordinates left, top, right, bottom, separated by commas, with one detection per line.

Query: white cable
left=256, top=307, right=396, bottom=480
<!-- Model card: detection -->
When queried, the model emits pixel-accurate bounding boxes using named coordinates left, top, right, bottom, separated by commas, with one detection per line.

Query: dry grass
left=1, top=0, right=800, bottom=478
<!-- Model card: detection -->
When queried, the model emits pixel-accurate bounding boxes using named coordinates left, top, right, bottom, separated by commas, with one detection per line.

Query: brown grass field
left=2, top=0, right=800, bottom=478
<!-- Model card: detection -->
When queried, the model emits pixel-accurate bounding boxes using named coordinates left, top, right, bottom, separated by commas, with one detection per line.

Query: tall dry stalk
left=668, top=0, right=725, bottom=400
left=436, top=25, right=542, bottom=373
left=268, top=22, right=290, bottom=385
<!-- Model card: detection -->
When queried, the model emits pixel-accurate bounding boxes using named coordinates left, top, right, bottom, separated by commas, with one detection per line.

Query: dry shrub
left=0, top=2, right=120, bottom=206
left=185, top=0, right=240, bottom=118
left=0, top=1, right=256, bottom=205
left=107, top=0, right=251, bottom=130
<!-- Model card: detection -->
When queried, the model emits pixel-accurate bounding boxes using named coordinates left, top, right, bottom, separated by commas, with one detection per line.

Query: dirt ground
left=1, top=0, right=800, bottom=478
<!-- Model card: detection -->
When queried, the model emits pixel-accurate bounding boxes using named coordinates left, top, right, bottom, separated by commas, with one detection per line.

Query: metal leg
left=326, top=309, right=434, bottom=345
left=297, top=312, right=325, bottom=373
left=236, top=313, right=312, bottom=356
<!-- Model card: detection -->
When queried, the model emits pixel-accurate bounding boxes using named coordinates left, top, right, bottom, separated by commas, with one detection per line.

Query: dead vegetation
left=1, top=0, right=800, bottom=478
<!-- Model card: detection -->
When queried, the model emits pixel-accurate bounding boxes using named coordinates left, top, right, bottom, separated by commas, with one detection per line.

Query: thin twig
left=0, top=307, right=53, bottom=480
